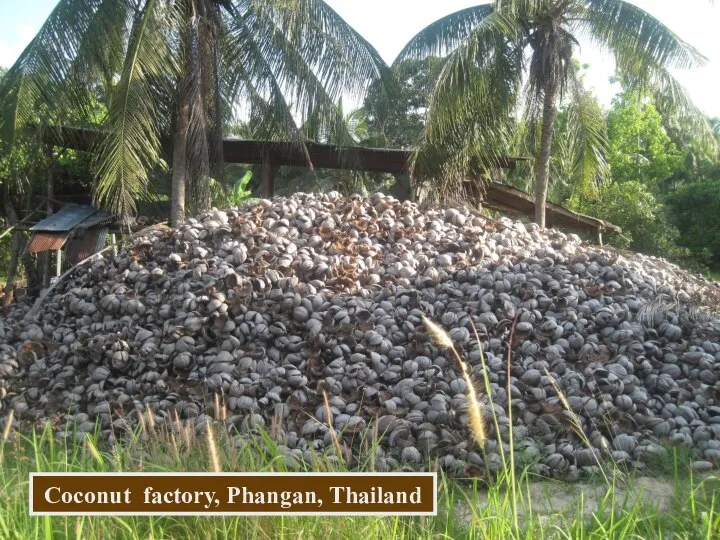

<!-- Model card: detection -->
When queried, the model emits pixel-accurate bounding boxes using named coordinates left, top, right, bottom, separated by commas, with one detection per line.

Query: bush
left=667, top=179, right=720, bottom=268
left=573, top=181, right=678, bottom=254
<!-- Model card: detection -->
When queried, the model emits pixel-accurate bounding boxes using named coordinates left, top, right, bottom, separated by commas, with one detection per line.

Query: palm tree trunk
left=171, top=85, right=190, bottom=227
left=3, top=199, right=40, bottom=298
left=534, top=82, right=559, bottom=228
left=209, top=38, right=225, bottom=189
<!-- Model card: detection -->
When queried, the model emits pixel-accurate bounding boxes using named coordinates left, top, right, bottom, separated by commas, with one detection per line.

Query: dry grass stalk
left=145, top=406, right=156, bottom=431
left=2, top=409, right=14, bottom=444
left=422, top=317, right=454, bottom=349
left=214, top=393, right=221, bottom=421
left=85, top=434, right=103, bottom=465
left=213, top=393, right=228, bottom=423
left=206, top=420, right=222, bottom=473
left=423, top=317, right=486, bottom=448
left=322, top=390, right=345, bottom=462
left=173, top=409, right=183, bottom=436
left=170, top=433, right=180, bottom=462
left=137, top=407, right=147, bottom=437
left=183, top=424, right=193, bottom=449
left=270, top=404, right=283, bottom=440
left=470, top=320, right=505, bottom=459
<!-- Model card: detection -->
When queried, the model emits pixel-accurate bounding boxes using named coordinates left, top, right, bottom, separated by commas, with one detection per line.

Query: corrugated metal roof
left=30, top=204, right=97, bottom=232
left=26, top=232, right=69, bottom=254
left=65, top=227, right=108, bottom=265
left=77, top=209, right=113, bottom=230
left=29, top=204, right=113, bottom=232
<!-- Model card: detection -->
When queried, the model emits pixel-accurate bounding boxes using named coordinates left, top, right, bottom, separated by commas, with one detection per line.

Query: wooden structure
left=25, top=203, right=113, bottom=277
left=44, top=126, right=620, bottom=238
left=483, top=182, right=621, bottom=236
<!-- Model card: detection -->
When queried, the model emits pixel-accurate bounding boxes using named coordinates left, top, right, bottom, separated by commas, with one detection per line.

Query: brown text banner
left=30, top=473, right=436, bottom=515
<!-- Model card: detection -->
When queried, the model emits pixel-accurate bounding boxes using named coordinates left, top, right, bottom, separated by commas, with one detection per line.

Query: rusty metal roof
left=30, top=204, right=112, bottom=232
left=26, top=232, right=69, bottom=254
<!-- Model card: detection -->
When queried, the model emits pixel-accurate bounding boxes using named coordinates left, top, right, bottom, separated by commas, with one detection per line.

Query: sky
left=1, top=0, right=718, bottom=116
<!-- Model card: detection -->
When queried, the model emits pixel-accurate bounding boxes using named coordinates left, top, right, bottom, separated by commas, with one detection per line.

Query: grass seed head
left=206, top=420, right=221, bottom=473
left=2, top=410, right=14, bottom=444
left=422, top=317, right=454, bottom=349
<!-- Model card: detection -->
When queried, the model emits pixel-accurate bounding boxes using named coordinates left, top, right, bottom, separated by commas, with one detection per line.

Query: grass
left=0, top=320, right=719, bottom=538
left=1, top=419, right=719, bottom=539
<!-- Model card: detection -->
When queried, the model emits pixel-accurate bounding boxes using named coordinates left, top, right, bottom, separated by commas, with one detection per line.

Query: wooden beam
left=41, top=126, right=527, bottom=175
left=39, top=126, right=619, bottom=235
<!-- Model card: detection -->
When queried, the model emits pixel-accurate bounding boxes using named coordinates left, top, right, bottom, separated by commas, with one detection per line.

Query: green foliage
left=572, top=181, right=679, bottom=255
left=210, top=169, right=255, bottom=208
left=396, top=0, right=712, bottom=202
left=363, top=57, right=442, bottom=149
left=607, top=91, right=683, bottom=190
left=667, top=179, right=720, bottom=267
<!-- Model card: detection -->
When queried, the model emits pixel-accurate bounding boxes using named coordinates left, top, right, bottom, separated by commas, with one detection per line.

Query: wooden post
left=260, top=155, right=276, bottom=199
left=598, top=230, right=603, bottom=247
left=111, top=233, right=117, bottom=256
left=56, top=249, right=62, bottom=277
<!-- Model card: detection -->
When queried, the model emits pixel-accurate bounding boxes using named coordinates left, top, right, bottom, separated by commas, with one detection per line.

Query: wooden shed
left=25, top=203, right=113, bottom=277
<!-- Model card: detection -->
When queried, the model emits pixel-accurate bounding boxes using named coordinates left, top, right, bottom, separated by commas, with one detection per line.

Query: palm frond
left=273, top=0, right=392, bottom=101
left=581, top=1, right=715, bottom=154
left=0, top=0, right=108, bottom=149
left=70, top=0, right=130, bottom=101
left=564, top=66, right=609, bottom=200
left=412, top=8, right=524, bottom=193
left=394, top=4, right=495, bottom=63
left=220, top=6, right=310, bottom=143
left=221, top=0, right=388, bottom=178
left=650, top=69, right=718, bottom=157
left=94, top=0, right=178, bottom=220
left=582, top=0, right=708, bottom=73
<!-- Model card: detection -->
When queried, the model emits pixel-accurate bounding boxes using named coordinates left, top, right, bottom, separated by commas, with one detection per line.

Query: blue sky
left=2, top=0, right=718, bottom=116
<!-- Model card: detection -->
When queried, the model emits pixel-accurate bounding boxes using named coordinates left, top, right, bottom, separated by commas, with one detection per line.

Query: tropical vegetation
left=395, top=0, right=716, bottom=226
left=0, top=0, right=389, bottom=225
left=1, top=341, right=720, bottom=539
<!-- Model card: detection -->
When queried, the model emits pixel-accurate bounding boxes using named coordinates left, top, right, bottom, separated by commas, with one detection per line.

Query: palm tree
left=397, top=0, right=714, bottom=226
left=0, top=0, right=388, bottom=225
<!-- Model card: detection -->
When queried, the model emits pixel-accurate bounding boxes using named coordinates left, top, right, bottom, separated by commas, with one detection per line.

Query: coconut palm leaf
left=94, top=0, right=178, bottom=220
left=581, top=0, right=716, bottom=152
left=0, top=0, right=107, bottom=147
left=581, top=0, right=707, bottom=73
left=409, top=8, right=524, bottom=189
left=565, top=66, right=610, bottom=200
left=69, top=0, right=130, bottom=102
left=397, top=0, right=713, bottom=222
left=395, top=4, right=495, bottom=62
left=223, top=3, right=339, bottom=141
left=1, top=0, right=391, bottom=221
